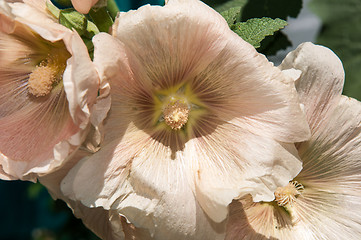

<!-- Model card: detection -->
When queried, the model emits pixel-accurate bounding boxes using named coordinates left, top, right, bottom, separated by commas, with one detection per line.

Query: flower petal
left=63, top=32, right=100, bottom=129
left=226, top=96, right=361, bottom=239
left=226, top=195, right=295, bottom=240
left=6, top=1, right=70, bottom=42
left=193, top=124, right=302, bottom=222
left=71, top=0, right=99, bottom=14
left=62, top=126, right=226, bottom=239
left=40, top=150, right=126, bottom=240
left=297, top=96, right=361, bottom=191
left=280, top=42, right=344, bottom=133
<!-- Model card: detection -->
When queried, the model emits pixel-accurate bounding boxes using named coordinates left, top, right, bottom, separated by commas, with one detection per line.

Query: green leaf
left=59, top=9, right=87, bottom=35
left=89, top=7, right=113, bottom=33
left=220, top=7, right=241, bottom=26
left=310, top=0, right=361, bottom=100
left=84, top=20, right=100, bottom=38
left=258, top=31, right=291, bottom=56
left=241, top=0, right=302, bottom=21
left=231, top=17, right=287, bottom=48
left=107, top=0, right=120, bottom=19
left=205, top=0, right=248, bottom=13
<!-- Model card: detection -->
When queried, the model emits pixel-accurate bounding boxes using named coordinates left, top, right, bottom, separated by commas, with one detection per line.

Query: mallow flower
left=61, top=0, right=310, bottom=238
left=0, top=0, right=109, bottom=181
left=226, top=42, right=361, bottom=240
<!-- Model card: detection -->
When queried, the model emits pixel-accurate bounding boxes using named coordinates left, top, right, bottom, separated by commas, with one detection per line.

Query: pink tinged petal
left=297, top=96, right=361, bottom=191
left=226, top=97, right=361, bottom=239
left=118, top=140, right=226, bottom=240
left=112, top=0, right=310, bottom=145
left=71, top=0, right=99, bottom=14
left=62, top=109, right=226, bottom=239
left=6, top=1, right=71, bottom=42
left=290, top=187, right=361, bottom=239
left=226, top=196, right=296, bottom=240
left=0, top=90, right=80, bottom=180
left=120, top=216, right=154, bottom=240
left=193, top=124, right=302, bottom=222
left=280, top=42, right=344, bottom=134
left=0, top=159, right=17, bottom=180
left=39, top=150, right=126, bottom=240
left=111, top=2, right=229, bottom=95
left=63, top=31, right=100, bottom=129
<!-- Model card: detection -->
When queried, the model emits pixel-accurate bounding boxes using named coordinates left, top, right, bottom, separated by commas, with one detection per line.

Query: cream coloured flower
left=0, top=0, right=109, bottom=181
left=61, top=0, right=310, bottom=238
left=226, top=42, right=361, bottom=240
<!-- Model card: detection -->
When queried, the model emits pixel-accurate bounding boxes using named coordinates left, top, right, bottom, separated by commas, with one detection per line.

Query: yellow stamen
left=274, top=181, right=304, bottom=206
left=28, top=56, right=66, bottom=97
left=163, top=99, right=189, bottom=130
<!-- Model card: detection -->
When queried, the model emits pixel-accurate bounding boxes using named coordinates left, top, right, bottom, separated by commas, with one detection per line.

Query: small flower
left=61, top=0, right=310, bottom=238
left=226, top=43, right=361, bottom=240
left=0, top=0, right=108, bottom=181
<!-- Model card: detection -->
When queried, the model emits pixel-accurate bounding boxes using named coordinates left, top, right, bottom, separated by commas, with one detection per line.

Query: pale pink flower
left=71, top=0, right=99, bottom=14
left=0, top=0, right=109, bottom=181
left=226, top=42, right=361, bottom=240
left=61, top=0, right=310, bottom=238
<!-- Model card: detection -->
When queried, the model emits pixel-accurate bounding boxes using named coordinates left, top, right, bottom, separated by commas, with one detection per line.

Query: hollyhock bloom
left=0, top=0, right=109, bottom=181
left=71, top=0, right=99, bottom=14
left=61, top=0, right=310, bottom=238
left=226, top=43, right=361, bottom=240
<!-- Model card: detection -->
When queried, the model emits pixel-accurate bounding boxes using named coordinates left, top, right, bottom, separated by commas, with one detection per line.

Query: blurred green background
left=1, top=0, right=360, bottom=239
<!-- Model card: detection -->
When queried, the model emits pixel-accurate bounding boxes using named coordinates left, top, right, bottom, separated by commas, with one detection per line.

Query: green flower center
left=153, top=83, right=206, bottom=132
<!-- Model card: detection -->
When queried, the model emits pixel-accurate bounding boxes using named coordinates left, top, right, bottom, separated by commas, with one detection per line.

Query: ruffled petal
left=63, top=32, right=99, bottom=129
left=62, top=124, right=226, bottom=239
left=6, top=1, right=70, bottom=42
left=193, top=124, right=302, bottom=222
left=297, top=96, right=361, bottom=192
left=39, top=150, right=126, bottom=240
left=226, top=195, right=296, bottom=240
left=226, top=96, right=361, bottom=239
left=280, top=42, right=344, bottom=134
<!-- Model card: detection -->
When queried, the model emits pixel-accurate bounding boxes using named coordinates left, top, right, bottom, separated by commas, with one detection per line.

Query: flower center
left=274, top=181, right=304, bottom=206
left=162, top=98, right=189, bottom=130
left=28, top=55, right=66, bottom=97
